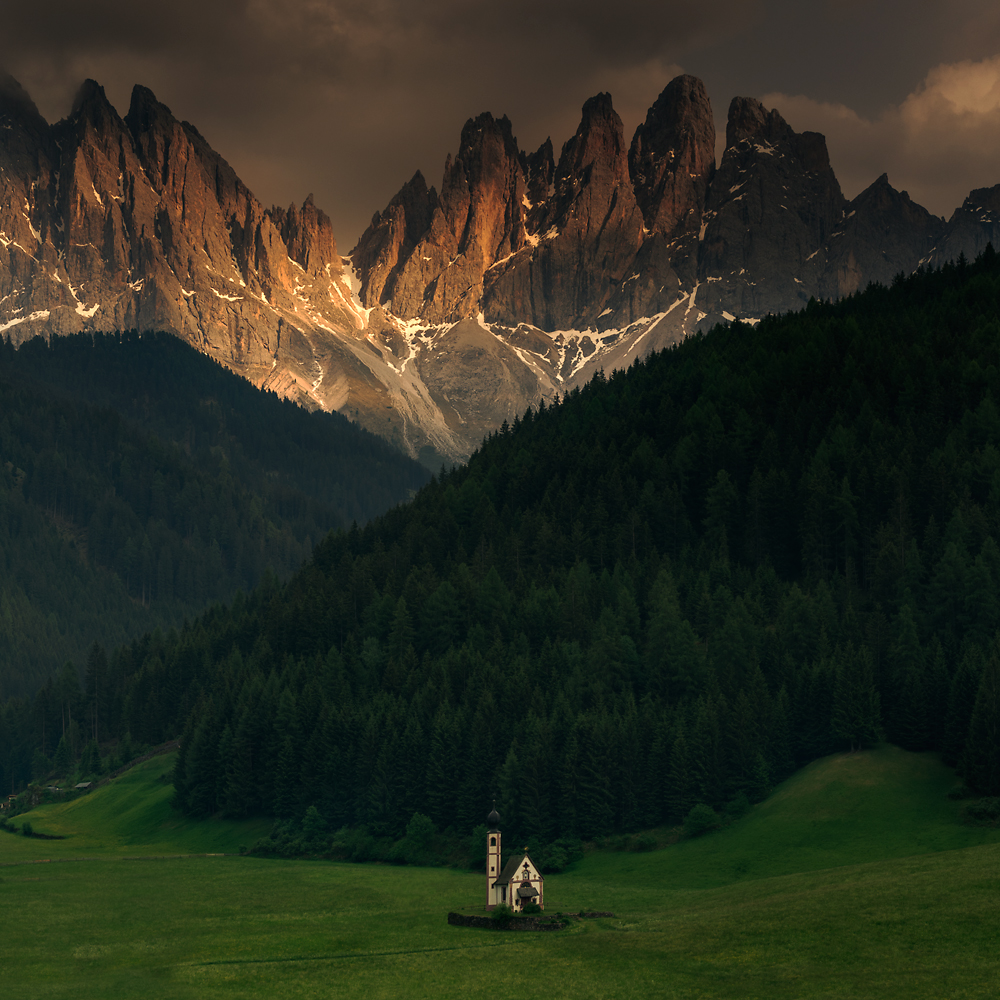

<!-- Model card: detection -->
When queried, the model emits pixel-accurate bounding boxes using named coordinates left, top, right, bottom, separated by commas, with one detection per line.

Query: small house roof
left=516, top=885, right=539, bottom=899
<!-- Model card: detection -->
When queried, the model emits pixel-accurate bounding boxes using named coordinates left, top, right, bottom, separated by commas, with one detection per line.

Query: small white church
left=484, top=804, right=544, bottom=911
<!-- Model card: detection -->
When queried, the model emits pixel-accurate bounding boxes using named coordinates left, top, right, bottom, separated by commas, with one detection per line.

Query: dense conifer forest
left=3, top=255, right=1000, bottom=858
left=0, top=332, right=429, bottom=700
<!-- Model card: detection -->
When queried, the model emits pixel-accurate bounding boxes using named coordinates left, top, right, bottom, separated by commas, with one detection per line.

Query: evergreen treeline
left=4, top=254, right=1000, bottom=842
left=0, top=331, right=429, bottom=701
left=7, top=331, right=430, bottom=512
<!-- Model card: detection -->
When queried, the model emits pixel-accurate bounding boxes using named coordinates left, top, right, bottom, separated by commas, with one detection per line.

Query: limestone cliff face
left=629, top=74, right=715, bottom=247
left=483, top=93, right=646, bottom=331
left=353, top=93, right=651, bottom=334
left=0, top=74, right=62, bottom=327
left=0, top=79, right=376, bottom=411
left=819, top=174, right=944, bottom=299
left=354, top=113, right=528, bottom=324
left=4, top=72, right=999, bottom=465
left=698, top=97, right=846, bottom=318
left=928, top=185, right=1000, bottom=268
left=351, top=171, right=436, bottom=311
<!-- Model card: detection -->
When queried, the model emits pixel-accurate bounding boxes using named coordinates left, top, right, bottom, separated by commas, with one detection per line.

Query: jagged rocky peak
left=929, top=183, right=1000, bottom=267
left=819, top=173, right=944, bottom=298
left=520, top=137, right=554, bottom=218
left=439, top=111, right=526, bottom=264
left=724, top=96, right=836, bottom=178
left=542, top=91, right=641, bottom=241
left=351, top=170, right=437, bottom=307
left=271, top=194, right=340, bottom=275
left=392, top=171, right=438, bottom=246
left=726, top=96, right=783, bottom=147
left=848, top=172, right=937, bottom=225
left=0, top=73, right=52, bottom=179
left=0, top=72, right=46, bottom=130
left=957, top=184, right=1000, bottom=215
left=124, top=84, right=173, bottom=138
left=697, top=96, right=845, bottom=319
left=123, top=83, right=192, bottom=196
left=481, top=92, right=645, bottom=331
left=125, top=83, right=244, bottom=221
left=353, top=109, right=530, bottom=322
left=0, top=73, right=57, bottom=289
left=68, top=79, right=120, bottom=130
left=554, top=93, right=628, bottom=189
left=629, top=74, right=715, bottom=237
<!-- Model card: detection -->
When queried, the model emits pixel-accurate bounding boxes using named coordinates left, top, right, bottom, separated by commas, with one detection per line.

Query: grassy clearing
left=578, top=744, right=1000, bottom=894
left=1, top=753, right=269, bottom=858
left=2, top=745, right=999, bottom=998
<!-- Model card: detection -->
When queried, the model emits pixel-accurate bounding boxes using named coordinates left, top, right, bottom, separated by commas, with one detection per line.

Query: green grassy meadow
left=2, top=747, right=999, bottom=999
left=0, top=754, right=269, bottom=859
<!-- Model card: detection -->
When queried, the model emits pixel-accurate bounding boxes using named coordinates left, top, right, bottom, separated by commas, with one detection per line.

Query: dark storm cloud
left=2, top=1, right=1000, bottom=242
left=2, top=0, right=751, bottom=243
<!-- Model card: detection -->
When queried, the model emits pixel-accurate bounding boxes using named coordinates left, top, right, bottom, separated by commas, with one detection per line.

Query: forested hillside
left=4, top=256, right=1000, bottom=847
left=0, top=332, right=429, bottom=701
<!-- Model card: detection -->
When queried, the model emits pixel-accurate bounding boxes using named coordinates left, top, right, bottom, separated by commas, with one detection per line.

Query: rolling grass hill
left=577, top=744, right=1000, bottom=892
left=2, top=746, right=999, bottom=998
left=1, top=753, right=270, bottom=858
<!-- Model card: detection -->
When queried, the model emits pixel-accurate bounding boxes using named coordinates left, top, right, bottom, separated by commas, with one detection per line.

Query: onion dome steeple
left=487, top=801, right=500, bottom=832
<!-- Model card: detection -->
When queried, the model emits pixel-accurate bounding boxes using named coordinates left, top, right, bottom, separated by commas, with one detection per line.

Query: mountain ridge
left=3, top=72, right=998, bottom=463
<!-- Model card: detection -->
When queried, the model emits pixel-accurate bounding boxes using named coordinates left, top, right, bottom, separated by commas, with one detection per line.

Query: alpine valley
left=2, top=72, right=1000, bottom=463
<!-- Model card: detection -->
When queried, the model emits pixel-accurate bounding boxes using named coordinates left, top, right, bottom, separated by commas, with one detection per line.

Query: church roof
left=492, top=856, right=522, bottom=886
left=491, top=854, right=544, bottom=887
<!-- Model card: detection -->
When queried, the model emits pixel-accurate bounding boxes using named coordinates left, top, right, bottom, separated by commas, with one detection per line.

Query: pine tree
left=364, top=733, right=399, bottom=837
left=794, top=661, right=836, bottom=763
left=644, top=725, right=670, bottom=827
left=555, top=728, right=581, bottom=837
left=398, top=716, right=426, bottom=822
left=84, top=642, right=108, bottom=744
left=965, top=555, right=998, bottom=647
left=182, top=699, right=222, bottom=817
left=961, top=647, right=1000, bottom=796
left=689, top=697, right=724, bottom=807
left=942, top=646, right=985, bottom=766
left=924, top=640, right=951, bottom=750
left=644, top=584, right=705, bottom=700
left=497, top=743, right=523, bottom=841
left=768, top=687, right=796, bottom=783
left=667, top=725, right=696, bottom=823
left=726, top=690, right=765, bottom=800
left=889, top=605, right=928, bottom=750
left=576, top=714, right=614, bottom=839
left=424, top=706, right=458, bottom=831
left=53, top=735, right=72, bottom=777
left=222, top=716, right=255, bottom=818
left=831, top=644, right=882, bottom=752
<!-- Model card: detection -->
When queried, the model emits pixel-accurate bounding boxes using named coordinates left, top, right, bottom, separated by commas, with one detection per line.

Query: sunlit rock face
left=0, top=77, right=416, bottom=454
left=2, top=72, right=995, bottom=464
left=482, top=93, right=646, bottom=332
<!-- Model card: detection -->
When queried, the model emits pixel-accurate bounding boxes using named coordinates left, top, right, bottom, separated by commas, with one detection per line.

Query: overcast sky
left=4, top=0, right=1000, bottom=248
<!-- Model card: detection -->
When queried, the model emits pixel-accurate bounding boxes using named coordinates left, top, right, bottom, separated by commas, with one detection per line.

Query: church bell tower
left=486, top=803, right=501, bottom=908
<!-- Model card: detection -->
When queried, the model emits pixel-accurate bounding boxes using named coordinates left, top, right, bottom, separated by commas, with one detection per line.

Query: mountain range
left=3, top=72, right=1000, bottom=463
